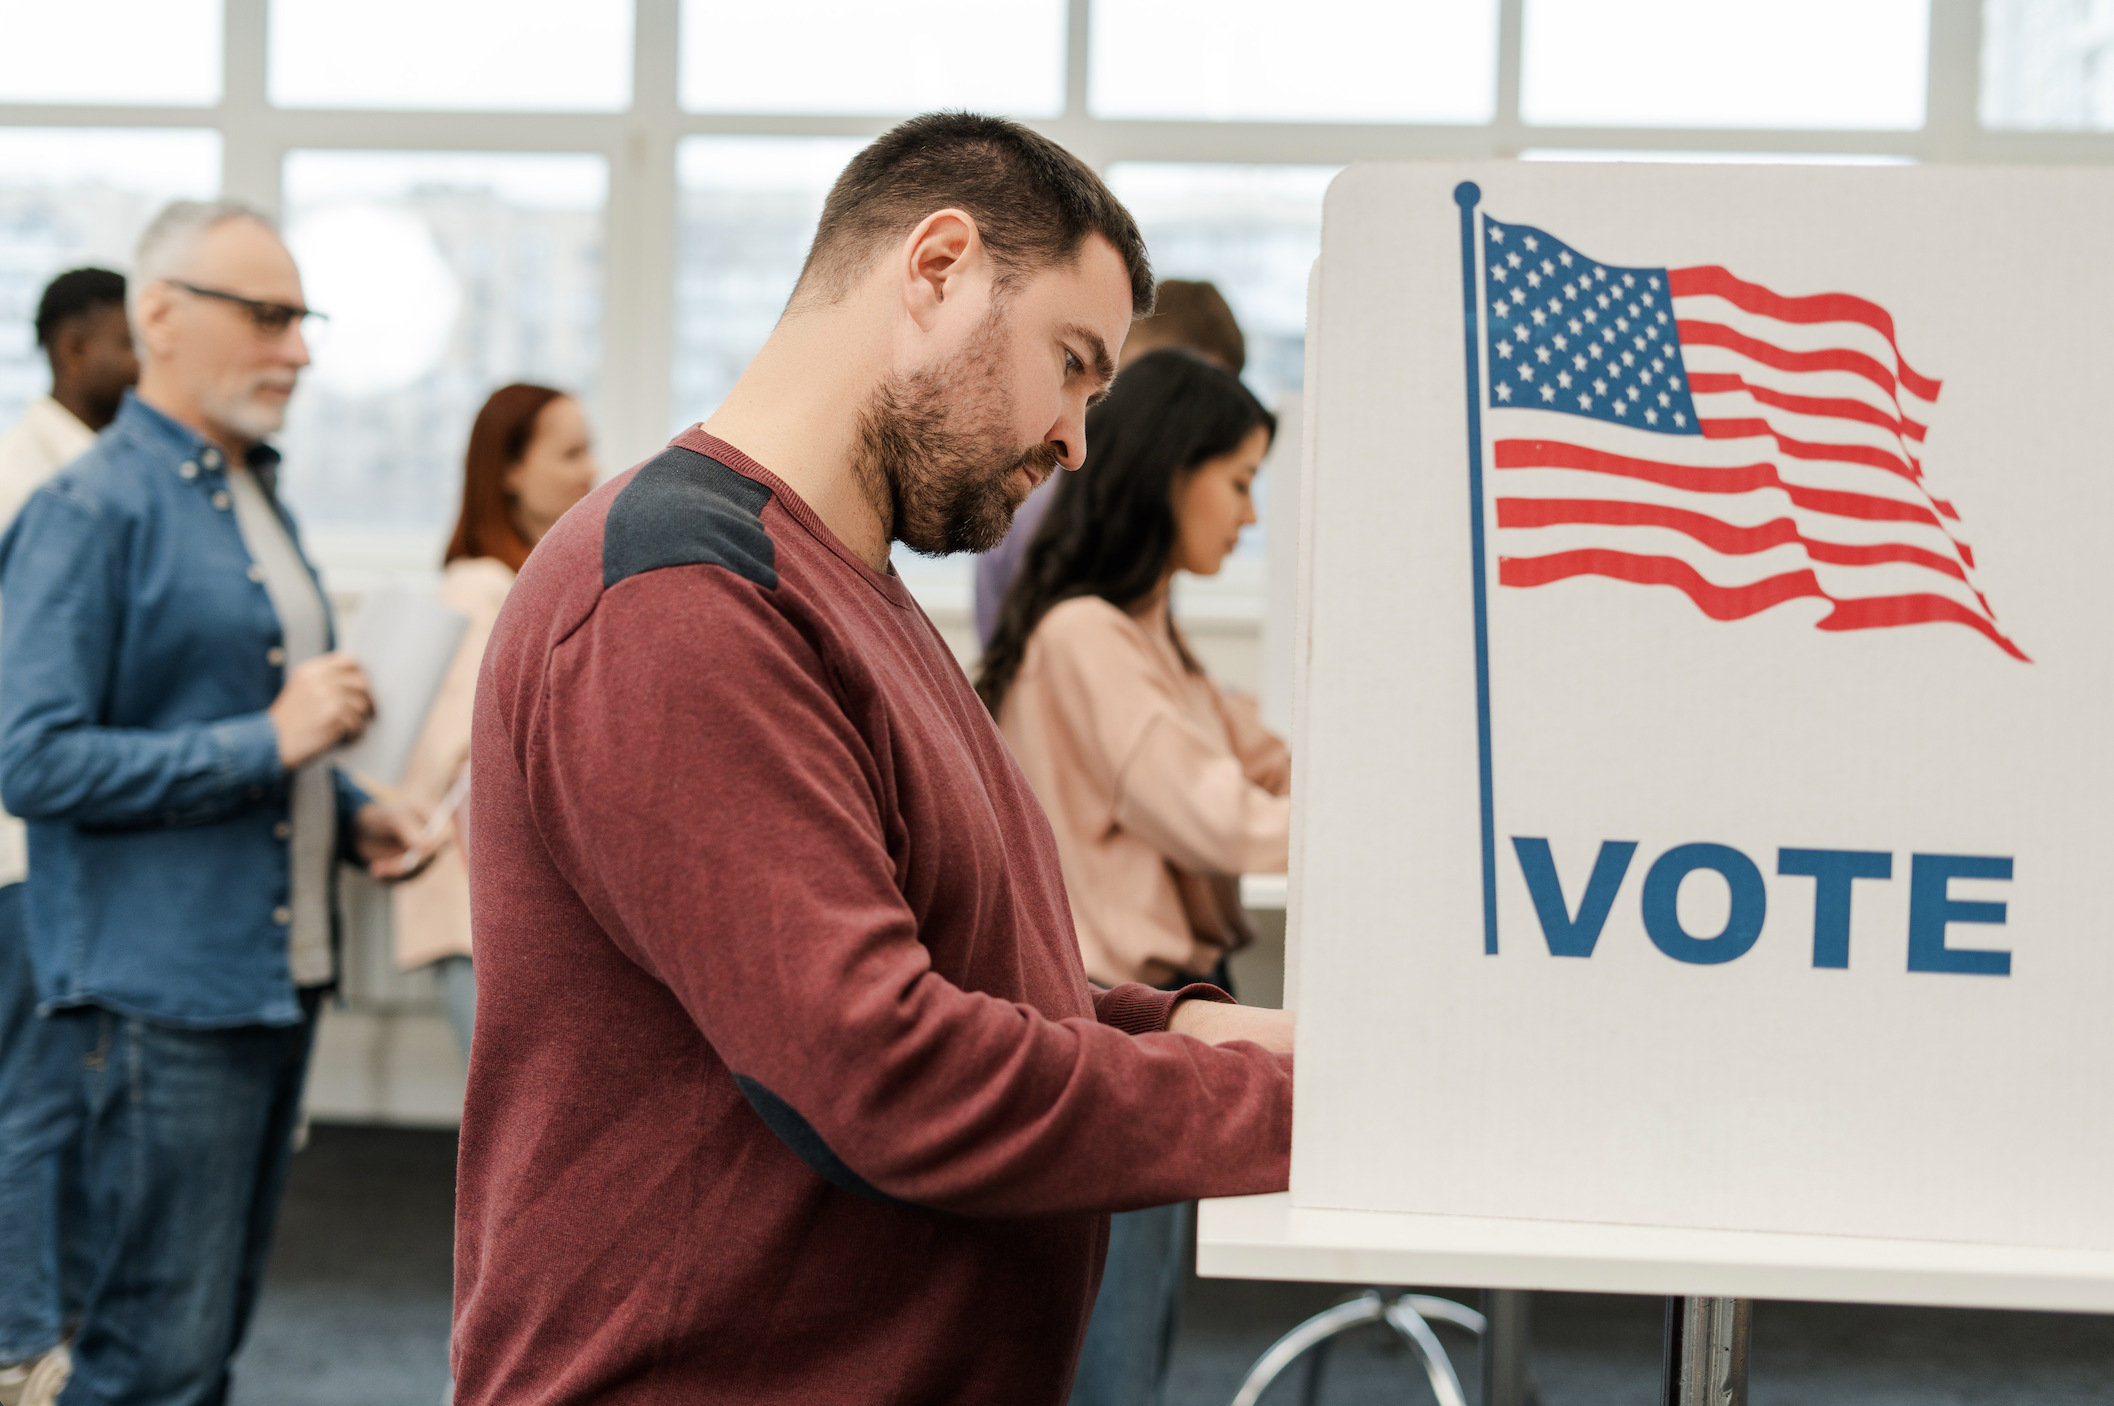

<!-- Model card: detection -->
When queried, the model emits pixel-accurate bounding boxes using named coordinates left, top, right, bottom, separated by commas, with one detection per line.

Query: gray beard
left=197, top=380, right=291, bottom=446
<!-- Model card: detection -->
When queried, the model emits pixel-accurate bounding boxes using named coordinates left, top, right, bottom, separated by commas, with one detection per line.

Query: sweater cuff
left=1094, top=980, right=1236, bottom=1036
left=212, top=712, right=285, bottom=790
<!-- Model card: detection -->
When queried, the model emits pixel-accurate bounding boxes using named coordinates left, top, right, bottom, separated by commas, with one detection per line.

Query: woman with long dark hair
left=978, top=349, right=1288, bottom=1406
left=391, top=383, right=599, bottom=1055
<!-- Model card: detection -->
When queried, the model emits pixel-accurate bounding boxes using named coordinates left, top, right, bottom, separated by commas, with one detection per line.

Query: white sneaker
left=0, top=1344, right=71, bottom=1406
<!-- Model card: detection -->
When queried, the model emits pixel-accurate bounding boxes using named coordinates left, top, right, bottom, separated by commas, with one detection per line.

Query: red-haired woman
left=391, top=384, right=600, bottom=1054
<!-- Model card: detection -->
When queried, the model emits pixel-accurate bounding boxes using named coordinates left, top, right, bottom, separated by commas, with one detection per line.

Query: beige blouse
left=999, top=593, right=1291, bottom=987
left=391, top=556, right=515, bottom=970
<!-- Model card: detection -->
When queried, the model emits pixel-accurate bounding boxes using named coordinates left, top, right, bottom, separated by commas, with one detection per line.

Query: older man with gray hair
left=0, top=201, right=421, bottom=1405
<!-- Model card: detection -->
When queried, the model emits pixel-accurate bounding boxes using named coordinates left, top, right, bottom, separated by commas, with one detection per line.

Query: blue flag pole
left=1454, top=181, right=1499, bottom=957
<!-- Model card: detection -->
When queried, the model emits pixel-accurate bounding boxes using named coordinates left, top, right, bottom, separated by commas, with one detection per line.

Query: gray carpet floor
left=230, top=1125, right=2114, bottom=1405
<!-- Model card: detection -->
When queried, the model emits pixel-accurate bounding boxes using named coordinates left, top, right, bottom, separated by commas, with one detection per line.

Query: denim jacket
left=0, top=392, right=368, bottom=1028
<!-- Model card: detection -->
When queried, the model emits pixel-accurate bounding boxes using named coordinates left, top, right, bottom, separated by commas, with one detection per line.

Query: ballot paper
left=336, top=585, right=468, bottom=789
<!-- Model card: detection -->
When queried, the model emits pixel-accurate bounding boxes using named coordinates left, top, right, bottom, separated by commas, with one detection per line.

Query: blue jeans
left=53, top=991, right=319, bottom=1406
left=1068, top=1201, right=1192, bottom=1406
left=434, top=955, right=476, bottom=1059
left=0, top=881, right=84, bottom=1362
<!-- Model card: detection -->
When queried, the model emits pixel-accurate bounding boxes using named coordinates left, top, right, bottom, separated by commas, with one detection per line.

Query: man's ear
left=899, top=208, right=984, bottom=333
left=132, top=282, right=180, bottom=361
left=47, top=318, right=88, bottom=379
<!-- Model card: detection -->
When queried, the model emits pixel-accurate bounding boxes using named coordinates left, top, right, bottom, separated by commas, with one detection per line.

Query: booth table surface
left=1197, top=1193, right=2114, bottom=1314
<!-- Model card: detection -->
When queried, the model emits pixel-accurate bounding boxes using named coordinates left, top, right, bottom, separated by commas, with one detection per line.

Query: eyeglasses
left=167, top=280, right=330, bottom=341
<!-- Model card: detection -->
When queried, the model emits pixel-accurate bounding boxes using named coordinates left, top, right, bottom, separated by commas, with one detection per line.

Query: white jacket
left=0, top=397, right=96, bottom=885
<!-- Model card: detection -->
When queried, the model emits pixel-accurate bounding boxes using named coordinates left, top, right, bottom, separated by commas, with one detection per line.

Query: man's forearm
left=1167, top=998, right=1295, bottom=1052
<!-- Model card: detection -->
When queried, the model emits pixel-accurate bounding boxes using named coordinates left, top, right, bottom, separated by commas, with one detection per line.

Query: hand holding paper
left=269, top=652, right=375, bottom=768
left=355, top=799, right=436, bottom=883
left=392, top=766, right=471, bottom=877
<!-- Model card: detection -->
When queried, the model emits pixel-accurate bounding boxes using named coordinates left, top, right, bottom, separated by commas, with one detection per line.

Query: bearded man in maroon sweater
left=452, top=112, right=1297, bottom=1404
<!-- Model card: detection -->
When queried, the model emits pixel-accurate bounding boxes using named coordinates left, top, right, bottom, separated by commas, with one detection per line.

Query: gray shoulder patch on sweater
left=602, top=447, right=776, bottom=590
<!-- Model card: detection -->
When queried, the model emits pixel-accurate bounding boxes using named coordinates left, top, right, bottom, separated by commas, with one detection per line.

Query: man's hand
left=268, top=653, right=374, bottom=769
left=1167, top=999, right=1295, bottom=1053
left=354, top=800, right=432, bottom=883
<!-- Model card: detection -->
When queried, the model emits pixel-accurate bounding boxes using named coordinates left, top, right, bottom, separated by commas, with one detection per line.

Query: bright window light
left=0, top=0, right=221, bottom=106
left=0, top=127, right=221, bottom=196
left=1521, top=0, right=1929, bottom=130
left=1106, top=163, right=1338, bottom=565
left=0, top=129, right=221, bottom=429
left=1981, top=0, right=2114, bottom=129
left=283, top=150, right=609, bottom=212
left=1520, top=149, right=1916, bottom=164
left=679, top=0, right=1065, bottom=117
left=671, top=136, right=865, bottom=431
left=1105, top=162, right=1338, bottom=413
left=270, top=0, right=633, bottom=111
left=278, top=151, right=608, bottom=539
left=1093, top=0, right=1497, bottom=123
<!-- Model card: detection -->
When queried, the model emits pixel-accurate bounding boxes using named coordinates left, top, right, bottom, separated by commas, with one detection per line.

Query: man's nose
left=1048, top=420, right=1086, bottom=472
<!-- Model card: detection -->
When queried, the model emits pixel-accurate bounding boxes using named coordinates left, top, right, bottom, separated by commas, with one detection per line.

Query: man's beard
left=853, top=318, right=1057, bottom=558
left=199, top=375, right=295, bottom=445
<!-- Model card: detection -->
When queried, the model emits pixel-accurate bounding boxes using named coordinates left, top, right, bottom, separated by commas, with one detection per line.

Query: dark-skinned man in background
left=0, top=267, right=138, bottom=1406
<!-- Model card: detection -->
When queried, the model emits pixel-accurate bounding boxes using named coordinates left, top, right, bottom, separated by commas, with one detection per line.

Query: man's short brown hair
left=797, top=112, right=1154, bottom=316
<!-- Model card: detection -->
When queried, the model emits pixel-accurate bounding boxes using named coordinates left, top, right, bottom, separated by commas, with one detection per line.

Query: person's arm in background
left=0, top=483, right=378, bottom=833
left=0, top=487, right=284, bottom=827
left=357, top=566, right=509, bottom=885
left=1025, top=603, right=1290, bottom=880
left=524, top=572, right=1292, bottom=1218
left=1114, top=710, right=1288, bottom=875
left=1213, top=687, right=1291, bottom=798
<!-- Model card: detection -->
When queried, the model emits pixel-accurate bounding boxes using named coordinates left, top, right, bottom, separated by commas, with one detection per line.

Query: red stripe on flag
left=1667, top=265, right=1942, bottom=400
left=1699, top=417, right=1918, bottom=483
left=1676, top=320, right=1904, bottom=402
left=1499, top=549, right=1821, bottom=618
left=1819, top=594, right=2031, bottom=661
left=1495, top=497, right=1968, bottom=582
left=1684, top=370, right=1927, bottom=442
left=1492, top=439, right=1945, bottom=530
left=1498, top=549, right=2029, bottom=660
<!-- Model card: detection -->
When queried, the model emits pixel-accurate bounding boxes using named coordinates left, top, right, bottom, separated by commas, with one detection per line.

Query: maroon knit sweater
left=451, top=431, right=1294, bottom=1404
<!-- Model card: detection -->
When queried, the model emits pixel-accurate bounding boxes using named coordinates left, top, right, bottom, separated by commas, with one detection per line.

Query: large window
left=1106, top=163, right=1334, bottom=416
left=1982, top=0, right=2114, bottom=129
left=269, top=0, right=634, bottom=112
left=1520, top=0, right=1930, bottom=130
left=671, top=136, right=862, bottom=432
left=678, top=0, right=1066, bottom=117
left=0, top=0, right=222, bottom=107
left=0, top=129, right=220, bottom=430
left=277, top=151, right=606, bottom=569
left=0, top=0, right=2104, bottom=613
left=1091, top=0, right=1498, bottom=124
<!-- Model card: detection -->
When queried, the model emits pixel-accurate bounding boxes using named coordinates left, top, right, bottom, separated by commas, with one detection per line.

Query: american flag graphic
left=1479, top=215, right=2027, bottom=662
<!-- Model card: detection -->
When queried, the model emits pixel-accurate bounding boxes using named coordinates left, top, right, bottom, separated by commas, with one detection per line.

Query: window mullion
left=1924, top=0, right=1983, bottom=161
left=1495, top=0, right=1525, bottom=154
left=220, top=0, right=279, bottom=213
left=604, top=0, right=680, bottom=462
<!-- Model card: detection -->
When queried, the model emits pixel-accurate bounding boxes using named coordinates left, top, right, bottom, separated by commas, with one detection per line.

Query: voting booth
left=1201, top=160, right=2114, bottom=1367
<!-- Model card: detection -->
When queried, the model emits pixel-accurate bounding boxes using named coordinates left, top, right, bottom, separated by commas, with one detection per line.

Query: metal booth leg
left=1479, top=1289, right=1534, bottom=1406
left=1230, top=1290, right=1484, bottom=1406
left=1661, top=1297, right=1751, bottom=1406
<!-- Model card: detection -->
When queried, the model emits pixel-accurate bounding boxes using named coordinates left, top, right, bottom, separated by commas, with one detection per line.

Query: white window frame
left=0, top=0, right=2072, bottom=473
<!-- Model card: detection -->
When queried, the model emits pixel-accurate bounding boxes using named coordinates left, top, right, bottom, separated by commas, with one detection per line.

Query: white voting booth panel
left=1203, top=161, right=2114, bottom=1311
